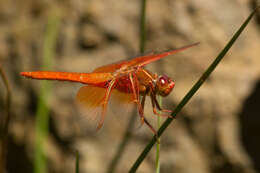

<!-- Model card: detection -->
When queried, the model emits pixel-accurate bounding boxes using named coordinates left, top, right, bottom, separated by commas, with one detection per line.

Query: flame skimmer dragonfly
left=21, top=43, right=198, bottom=134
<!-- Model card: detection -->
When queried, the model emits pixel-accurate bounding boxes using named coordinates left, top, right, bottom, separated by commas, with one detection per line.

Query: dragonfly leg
left=140, top=95, right=157, bottom=135
left=146, top=81, right=171, bottom=116
left=129, top=72, right=140, bottom=102
left=143, top=117, right=157, bottom=135
left=138, top=94, right=147, bottom=126
left=97, top=79, right=117, bottom=130
left=150, top=93, right=173, bottom=118
left=152, top=93, right=172, bottom=113
left=129, top=72, right=147, bottom=125
left=141, top=95, right=146, bottom=113
left=129, top=72, right=158, bottom=134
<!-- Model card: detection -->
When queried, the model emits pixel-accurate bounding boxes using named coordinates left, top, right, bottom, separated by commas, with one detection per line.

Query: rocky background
left=0, top=0, right=260, bottom=173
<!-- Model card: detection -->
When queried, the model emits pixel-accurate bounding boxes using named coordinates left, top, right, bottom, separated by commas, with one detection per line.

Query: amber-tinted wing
left=76, top=85, right=135, bottom=129
left=126, top=42, right=199, bottom=68
left=93, top=60, right=129, bottom=73
left=93, top=43, right=198, bottom=73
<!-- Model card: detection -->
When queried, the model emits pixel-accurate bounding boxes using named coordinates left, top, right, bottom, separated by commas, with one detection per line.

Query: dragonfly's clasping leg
left=97, top=78, right=117, bottom=130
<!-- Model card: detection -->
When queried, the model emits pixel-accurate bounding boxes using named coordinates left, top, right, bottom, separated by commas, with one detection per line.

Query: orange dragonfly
left=21, top=43, right=198, bottom=134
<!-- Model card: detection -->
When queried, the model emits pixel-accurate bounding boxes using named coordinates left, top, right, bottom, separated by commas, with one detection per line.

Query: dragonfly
left=21, top=42, right=198, bottom=134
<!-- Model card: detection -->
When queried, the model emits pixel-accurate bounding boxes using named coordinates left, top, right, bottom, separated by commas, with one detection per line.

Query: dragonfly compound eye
left=157, top=75, right=175, bottom=97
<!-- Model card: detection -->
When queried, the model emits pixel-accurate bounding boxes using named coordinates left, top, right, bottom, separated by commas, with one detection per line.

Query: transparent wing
left=93, top=61, right=128, bottom=73
left=75, top=85, right=136, bottom=132
left=92, top=43, right=198, bottom=73
left=126, top=43, right=199, bottom=68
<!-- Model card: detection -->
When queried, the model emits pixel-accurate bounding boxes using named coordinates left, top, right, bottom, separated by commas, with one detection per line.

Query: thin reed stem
left=0, top=66, right=12, bottom=173
left=75, top=150, right=79, bottom=173
left=34, top=14, right=60, bottom=173
left=129, top=6, right=259, bottom=173
left=106, top=1, right=147, bottom=172
left=155, top=96, right=162, bottom=173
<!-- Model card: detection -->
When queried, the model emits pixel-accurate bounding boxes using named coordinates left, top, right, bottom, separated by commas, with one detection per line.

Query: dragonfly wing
left=92, top=43, right=198, bottom=73
left=76, top=86, right=105, bottom=118
left=109, top=89, right=137, bottom=127
left=127, top=42, right=199, bottom=68
left=93, top=61, right=128, bottom=73
left=76, top=85, right=108, bottom=131
left=111, top=89, right=135, bottom=105
left=76, top=85, right=136, bottom=131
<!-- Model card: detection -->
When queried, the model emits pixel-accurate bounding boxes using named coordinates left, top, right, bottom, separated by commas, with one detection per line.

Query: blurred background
left=0, top=0, right=260, bottom=173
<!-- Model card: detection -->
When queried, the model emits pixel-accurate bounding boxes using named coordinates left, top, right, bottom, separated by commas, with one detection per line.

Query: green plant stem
left=155, top=96, right=162, bottom=173
left=0, top=66, right=12, bottom=173
left=34, top=14, right=59, bottom=173
left=75, top=151, right=79, bottom=173
left=129, top=6, right=259, bottom=173
left=106, top=1, right=147, bottom=173
left=34, top=88, right=50, bottom=173
left=140, top=0, right=147, bottom=53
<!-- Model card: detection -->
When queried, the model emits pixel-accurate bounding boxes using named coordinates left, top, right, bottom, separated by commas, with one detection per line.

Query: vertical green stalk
left=0, top=66, right=12, bottom=173
left=34, top=14, right=59, bottom=173
left=155, top=96, right=162, bottom=173
left=75, top=151, right=79, bottom=173
left=106, top=1, right=147, bottom=172
left=139, top=0, right=146, bottom=53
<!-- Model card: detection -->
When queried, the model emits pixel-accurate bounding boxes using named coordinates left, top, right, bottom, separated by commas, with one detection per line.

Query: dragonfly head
left=155, top=75, right=175, bottom=97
